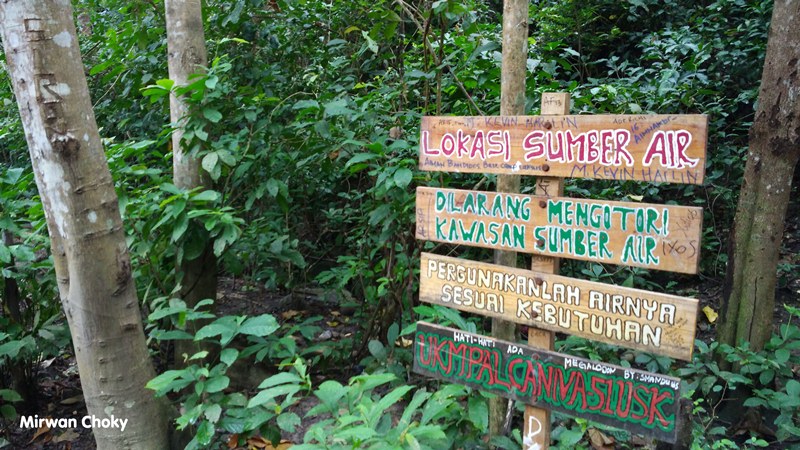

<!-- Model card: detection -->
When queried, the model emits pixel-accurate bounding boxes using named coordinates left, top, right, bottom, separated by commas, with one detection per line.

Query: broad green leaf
left=220, top=348, right=238, bottom=367
left=195, top=317, right=239, bottom=345
left=205, top=375, right=230, bottom=393
left=146, top=370, right=187, bottom=393
left=192, top=190, right=219, bottom=202
left=156, top=79, right=175, bottom=90
left=393, top=167, right=413, bottom=189
left=257, top=371, right=302, bottom=389
left=1, top=168, right=23, bottom=185
left=239, top=314, right=279, bottom=337
left=375, top=385, right=413, bottom=415
left=0, top=404, right=16, bottom=420
left=150, top=329, right=194, bottom=341
left=345, top=152, right=378, bottom=170
left=368, top=340, right=386, bottom=359
left=0, top=389, right=22, bottom=402
left=202, top=152, right=219, bottom=174
left=0, top=340, right=27, bottom=359
left=350, top=373, right=396, bottom=392
left=203, top=108, right=223, bottom=123
left=277, top=412, right=301, bottom=433
left=787, top=379, right=800, bottom=398
left=314, top=380, right=345, bottom=409
left=195, top=420, right=214, bottom=445
left=410, top=424, right=446, bottom=441
left=775, top=348, right=790, bottom=364
left=399, top=389, right=430, bottom=428
left=171, top=214, right=188, bottom=243
left=468, top=395, right=488, bottom=429
left=188, top=350, right=209, bottom=361
left=323, top=98, right=353, bottom=118
left=204, top=404, right=222, bottom=423
left=292, top=99, right=319, bottom=110
left=248, top=384, right=301, bottom=408
left=361, top=30, right=378, bottom=54
left=333, top=425, right=377, bottom=441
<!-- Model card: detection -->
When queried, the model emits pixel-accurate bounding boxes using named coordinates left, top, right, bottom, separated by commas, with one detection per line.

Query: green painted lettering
left=613, top=206, right=635, bottom=231
left=548, top=199, right=565, bottom=225
left=491, top=195, right=504, bottom=218
left=575, top=202, right=589, bottom=227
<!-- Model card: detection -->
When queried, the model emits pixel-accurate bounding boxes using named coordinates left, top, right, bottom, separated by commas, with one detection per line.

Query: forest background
left=1, top=0, right=799, bottom=449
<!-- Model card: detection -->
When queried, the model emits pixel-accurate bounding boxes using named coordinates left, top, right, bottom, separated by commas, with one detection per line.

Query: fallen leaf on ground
left=588, top=428, right=614, bottom=450
left=703, top=306, right=718, bottom=323
left=60, top=394, right=84, bottom=405
left=281, top=310, right=302, bottom=320
left=54, top=429, right=80, bottom=443
left=227, top=433, right=239, bottom=449
left=30, top=424, right=50, bottom=443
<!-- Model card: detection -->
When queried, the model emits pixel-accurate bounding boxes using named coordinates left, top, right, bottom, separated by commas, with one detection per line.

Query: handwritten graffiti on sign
left=419, top=253, right=698, bottom=360
left=413, top=322, right=681, bottom=443
left=418, top=115, right=708, bottom=184
left=416, top=187, right=703, bottom=274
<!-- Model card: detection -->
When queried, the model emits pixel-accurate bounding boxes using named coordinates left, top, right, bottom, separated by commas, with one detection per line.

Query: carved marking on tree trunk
left=23, top=18, right=79, bottom=157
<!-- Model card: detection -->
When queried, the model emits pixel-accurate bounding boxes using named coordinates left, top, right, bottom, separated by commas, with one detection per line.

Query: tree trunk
left=0, top=2, right=171, bottom=448
left=165, top=0, right=217, bottom=363
left=489, top=0, right=527, bottom=438
left=717, top=0, right=800, bottom=353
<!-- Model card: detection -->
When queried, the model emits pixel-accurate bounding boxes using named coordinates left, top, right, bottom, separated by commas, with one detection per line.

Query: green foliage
left=680, top=306, right=800, bottom=446
left=295, top=377, right=489, bottom=449
left=0, top=0, right=792, bottom=447
left=147, top=301, right=311, bottom=449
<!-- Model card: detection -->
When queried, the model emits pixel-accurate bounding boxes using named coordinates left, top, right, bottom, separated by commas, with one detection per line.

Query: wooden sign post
left=419, top=252, right=699, bottom=361
left=415, top=186, right=704, bottom=274
left=419, top=113, right=708, bottom=184
left=413, top=322, right=682, bottom=443
left=524, top=92, right=569, bottom=450
left=413, top=92, right=707, bottom=448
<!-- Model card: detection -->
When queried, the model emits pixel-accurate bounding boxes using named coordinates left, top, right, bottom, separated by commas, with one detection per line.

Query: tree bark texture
left=489, top=0, right=527, bottom=439
left=165, top=0, right=217, bottom=361
left=718, top=0, right=800, bottom=352
left=0, top=1, right=171, bottom=448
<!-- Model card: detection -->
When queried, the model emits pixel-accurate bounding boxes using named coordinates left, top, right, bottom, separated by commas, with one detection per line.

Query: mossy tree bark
left=0, top=1, right=171, bottom=448
left=165, top=0, right=217, bottom=363
left=717, top=0, right=800, bottom=354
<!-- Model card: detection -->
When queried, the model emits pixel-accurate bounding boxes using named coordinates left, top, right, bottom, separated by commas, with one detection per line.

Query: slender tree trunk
left=718, top=0, right=800, bottom=353
left=489, top=0, right=527, bottom=438
left=165, top=0, right=217, bottom=362
left=0, top=2, right=171, bottom=448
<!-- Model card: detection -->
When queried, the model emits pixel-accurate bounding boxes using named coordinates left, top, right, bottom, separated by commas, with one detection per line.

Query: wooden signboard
left=413, top=321, right=681, bottom=443
left=419, top=115, right=708, bottom=184
left=419, top=252, right=698, bottom=360
left=416, top=187, right=703, bottom=274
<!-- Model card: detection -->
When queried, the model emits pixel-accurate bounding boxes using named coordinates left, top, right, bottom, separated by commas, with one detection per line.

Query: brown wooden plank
left=416, top=186, right=704, bottom=274
left=413, top=321, right=681, bottom=443
left=419, top=252, right=699, bottom=360
left=418, top=114, right=708, bottom=184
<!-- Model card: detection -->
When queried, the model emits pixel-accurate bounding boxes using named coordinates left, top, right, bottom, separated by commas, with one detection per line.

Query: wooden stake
left=490, top=0, right=528, bottom=439
left=523, top=92, right=570, bottom=450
